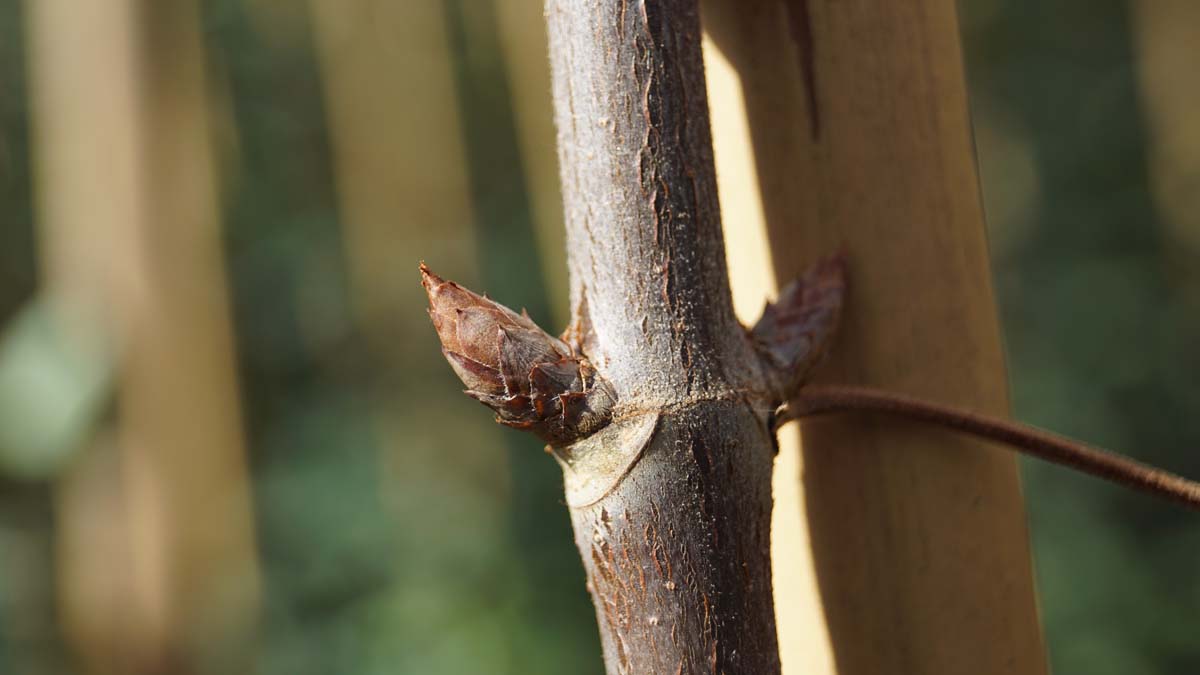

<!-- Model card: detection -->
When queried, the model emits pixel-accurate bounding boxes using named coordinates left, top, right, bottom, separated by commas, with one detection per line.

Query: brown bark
left=702, top=0, right=1047, bottom=673
left=543, top=0, right=781, bottom=672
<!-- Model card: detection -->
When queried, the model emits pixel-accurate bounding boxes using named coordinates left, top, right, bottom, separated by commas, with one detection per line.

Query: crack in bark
left=784, top=0, right=821, bottom=139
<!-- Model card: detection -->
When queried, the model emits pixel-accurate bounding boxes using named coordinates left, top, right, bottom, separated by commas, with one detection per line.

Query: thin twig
left=790, top=384, right=1200, bottom=511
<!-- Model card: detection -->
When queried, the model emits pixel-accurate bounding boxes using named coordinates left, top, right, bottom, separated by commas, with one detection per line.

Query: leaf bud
left=750, top=253, right=846, bottom=399
left=421, top=264, right=617, bottom=445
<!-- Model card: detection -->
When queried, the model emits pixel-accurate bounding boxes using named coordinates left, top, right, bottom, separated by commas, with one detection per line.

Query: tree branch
left=790, top=385, right=1200, bottom=511
left=540, top=0, right=782, bottom=672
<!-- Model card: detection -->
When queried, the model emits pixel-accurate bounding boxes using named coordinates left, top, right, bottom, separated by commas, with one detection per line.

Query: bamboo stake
left=1133, top=0, right=1200, bottom=257
left=702, top=1, right=1048, bottom=672
left=493, top=0, right=570, bottom=321
left=702, top=35, right=835, bottom=674
left=308, top=0, right=480, bottom=347
left=28, top=1, right=260, bottom=671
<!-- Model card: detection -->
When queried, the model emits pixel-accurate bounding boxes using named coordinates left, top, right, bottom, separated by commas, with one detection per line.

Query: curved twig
left=789, top=384, right=1200, bottom=511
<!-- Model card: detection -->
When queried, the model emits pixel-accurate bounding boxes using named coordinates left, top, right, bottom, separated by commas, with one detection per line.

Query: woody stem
left=791, top=384, right=1200, bottom=511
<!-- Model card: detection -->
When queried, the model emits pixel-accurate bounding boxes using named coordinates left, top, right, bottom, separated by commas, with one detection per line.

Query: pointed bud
left=751, top=253, right=847, bottom=398
left=421, top=263, right=617, bottom=445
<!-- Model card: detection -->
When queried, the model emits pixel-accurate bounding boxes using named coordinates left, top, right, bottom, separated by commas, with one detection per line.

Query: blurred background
left=0, top=1, right=1197, bottom=674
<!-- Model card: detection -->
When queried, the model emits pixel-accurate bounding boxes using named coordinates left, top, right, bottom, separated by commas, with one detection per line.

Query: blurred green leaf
left=0, top=297, right=112, bottom=480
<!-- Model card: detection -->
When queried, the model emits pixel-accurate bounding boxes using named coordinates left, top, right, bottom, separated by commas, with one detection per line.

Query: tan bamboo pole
left=28, top=1, right=260, bottom=671
left=493, top=0, right=569, bottom=319
left=306, top=0, right=521, bottom=603
left=701, top=36, right=836, bottom=674
left=308, top=0, right=481, bottom=347
left=28, top=3, right=149, bottom=671
left=701, top=1, right=1048, bottom=672
left=1133, top=0, right=1200, bottom=258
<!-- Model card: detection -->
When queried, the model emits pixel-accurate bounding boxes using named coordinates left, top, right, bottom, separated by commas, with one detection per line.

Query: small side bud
left=420, top=263, right=616, bottom=446
left=750, top=253, right=847, bottom=399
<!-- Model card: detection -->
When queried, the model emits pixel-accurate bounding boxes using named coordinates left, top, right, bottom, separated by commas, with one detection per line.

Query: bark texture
left=702, top=1, right=1048, bottom=673
left=544, top=0, right=781, bottom=672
